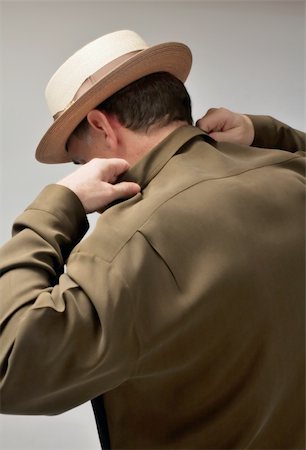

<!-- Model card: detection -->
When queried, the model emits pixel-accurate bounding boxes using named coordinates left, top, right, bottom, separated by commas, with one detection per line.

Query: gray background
left=0, top=1, right=305, bottom=449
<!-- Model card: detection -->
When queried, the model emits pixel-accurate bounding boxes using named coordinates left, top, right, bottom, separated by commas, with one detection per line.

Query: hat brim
left=35, top=42, right=192, bottom=164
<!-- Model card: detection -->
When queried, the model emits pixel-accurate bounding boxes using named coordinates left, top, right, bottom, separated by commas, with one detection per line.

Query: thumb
left=207, top=130, right=234, bottom=142
left=111, top=181, right=141, bottom=201
left=196, top=116, right=214, bottom=133
left=196, top=108, right=221, bottom=133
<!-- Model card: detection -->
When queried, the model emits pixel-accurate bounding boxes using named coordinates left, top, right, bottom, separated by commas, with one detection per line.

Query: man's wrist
left=24, top=184, right=89, bottom=244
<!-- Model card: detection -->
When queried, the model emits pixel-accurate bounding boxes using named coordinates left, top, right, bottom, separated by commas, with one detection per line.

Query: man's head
left=35, top=30, right=192, bottom=164
left=73, top=71, right=193, bottom=137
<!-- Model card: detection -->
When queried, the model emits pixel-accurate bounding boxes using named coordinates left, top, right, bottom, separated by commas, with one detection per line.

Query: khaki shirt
left=0, top=117, right=305, bottom=449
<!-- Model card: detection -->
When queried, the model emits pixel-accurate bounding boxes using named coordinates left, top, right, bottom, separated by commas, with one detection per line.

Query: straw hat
left=35, top=30, right=192, bottom=164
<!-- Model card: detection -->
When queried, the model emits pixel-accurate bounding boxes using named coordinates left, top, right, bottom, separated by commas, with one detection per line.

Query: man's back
left=68, top=125, right=305, bottom=448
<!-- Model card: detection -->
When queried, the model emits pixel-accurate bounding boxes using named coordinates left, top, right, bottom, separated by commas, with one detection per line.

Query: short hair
left=72, top=72, right=193, bottom=137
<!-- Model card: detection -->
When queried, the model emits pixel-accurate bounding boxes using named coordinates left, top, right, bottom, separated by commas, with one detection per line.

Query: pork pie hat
left=35, top=30, right=192, bottom=164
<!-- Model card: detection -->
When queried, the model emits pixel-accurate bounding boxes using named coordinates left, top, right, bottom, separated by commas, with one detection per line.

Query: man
left=0, top=30, right=305, bottom=449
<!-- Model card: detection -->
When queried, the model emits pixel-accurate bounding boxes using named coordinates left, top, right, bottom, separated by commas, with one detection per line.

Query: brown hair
left=73, top=72, right=193, bottom=137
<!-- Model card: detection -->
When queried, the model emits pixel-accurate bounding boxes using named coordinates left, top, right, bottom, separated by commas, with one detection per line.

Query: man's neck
left=118, top=121, right=189, bottom=166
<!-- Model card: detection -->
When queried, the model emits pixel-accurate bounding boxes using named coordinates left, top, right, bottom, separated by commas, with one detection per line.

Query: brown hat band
left=53, top=50, right=141, bottom=121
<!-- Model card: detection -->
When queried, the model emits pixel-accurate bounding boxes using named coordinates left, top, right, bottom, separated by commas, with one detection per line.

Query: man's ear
left=87, top=109, right=118, bottom=150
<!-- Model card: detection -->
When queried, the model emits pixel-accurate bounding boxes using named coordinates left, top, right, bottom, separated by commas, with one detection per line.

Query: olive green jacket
left=0, top=116, right=305, bottom=449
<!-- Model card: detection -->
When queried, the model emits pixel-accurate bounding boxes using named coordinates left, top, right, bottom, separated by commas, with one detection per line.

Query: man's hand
left=57, top=158, right=141, bottom=214
left=196, top=107, right=255, bottom=145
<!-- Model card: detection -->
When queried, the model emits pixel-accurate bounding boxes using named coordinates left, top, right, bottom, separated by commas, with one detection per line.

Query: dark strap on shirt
left=91, top=396, right=110, bottom=449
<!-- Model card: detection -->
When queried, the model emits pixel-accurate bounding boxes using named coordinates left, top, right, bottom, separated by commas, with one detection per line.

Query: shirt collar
left=121, top=125, right=213, bottom=189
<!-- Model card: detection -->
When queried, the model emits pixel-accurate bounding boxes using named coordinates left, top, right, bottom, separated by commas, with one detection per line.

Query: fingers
left=196, top=107, right=255, bottom=145
left=99, top=158, right=131, bottom=182
left=96, top=181, right=141, bottom=214
left=196, top=108, right=229, bottom=133
left=94, top=159, right=141, bottom=201
left=111, top=181, right=141, bottom=201
left=57, top=157, right=141, bottom=214
left=207, top=129, right=236, bottom=142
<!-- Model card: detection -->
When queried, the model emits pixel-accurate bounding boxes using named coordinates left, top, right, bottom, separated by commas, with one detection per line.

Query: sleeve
left=0, top=185, right=139, bottom=415
left=248, top=115, right=305, bottom=153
